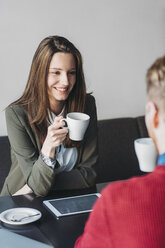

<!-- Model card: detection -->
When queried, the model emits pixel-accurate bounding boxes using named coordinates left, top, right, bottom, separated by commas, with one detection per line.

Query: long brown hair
left=11, top=36, right=86, bottom=147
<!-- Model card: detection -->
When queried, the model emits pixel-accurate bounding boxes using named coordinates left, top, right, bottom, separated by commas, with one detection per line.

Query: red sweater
left=75, top=166, right=165, bottom=248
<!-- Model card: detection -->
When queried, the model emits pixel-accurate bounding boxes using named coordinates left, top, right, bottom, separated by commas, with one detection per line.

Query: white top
left=45, top=109, right=78, bottom=172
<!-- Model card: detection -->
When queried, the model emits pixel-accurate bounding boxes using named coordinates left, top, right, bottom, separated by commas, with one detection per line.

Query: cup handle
left=60, top=118, right=68, bottom=127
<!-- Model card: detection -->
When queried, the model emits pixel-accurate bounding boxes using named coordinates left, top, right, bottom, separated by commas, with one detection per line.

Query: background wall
left=0, top=0, right=165, bottom=135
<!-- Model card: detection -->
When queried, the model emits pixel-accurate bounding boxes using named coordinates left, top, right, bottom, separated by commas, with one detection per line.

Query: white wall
left=0, top=0, right=165, bottom=135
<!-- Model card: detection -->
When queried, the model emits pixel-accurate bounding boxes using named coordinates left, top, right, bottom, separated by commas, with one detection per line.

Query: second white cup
left=134, top=137, right=158, bottom=172
left=61, top=112, right=90, bottom=141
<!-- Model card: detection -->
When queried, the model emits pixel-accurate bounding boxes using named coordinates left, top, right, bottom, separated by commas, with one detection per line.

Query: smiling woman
left=1, top=36, right=98, bottom=197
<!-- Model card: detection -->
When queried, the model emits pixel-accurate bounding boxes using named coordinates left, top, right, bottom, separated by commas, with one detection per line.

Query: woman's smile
left=54, top=86, right=69, bottom=94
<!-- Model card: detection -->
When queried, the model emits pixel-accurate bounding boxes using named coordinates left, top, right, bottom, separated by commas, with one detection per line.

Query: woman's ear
left=145, top=101, right=159, bottom=128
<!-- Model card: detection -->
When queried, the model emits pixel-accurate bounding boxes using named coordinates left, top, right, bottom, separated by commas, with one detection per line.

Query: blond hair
left=146, top=55, right=165, bottom=112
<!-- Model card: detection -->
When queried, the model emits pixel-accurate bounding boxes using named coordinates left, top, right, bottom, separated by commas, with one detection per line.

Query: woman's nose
left=61, top=73, right=69, bottom=85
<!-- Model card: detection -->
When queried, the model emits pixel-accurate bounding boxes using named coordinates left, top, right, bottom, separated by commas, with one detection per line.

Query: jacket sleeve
left=5, top=106, right=56, bottom=196
left=52, top=95, right=99, bottom=190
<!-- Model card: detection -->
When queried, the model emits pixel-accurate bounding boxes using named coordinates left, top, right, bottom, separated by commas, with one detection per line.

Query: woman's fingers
left=51, top=131, right=68, bottom=141
left=54, top=115, right=63, bottom=123
left=52, top=134, right=68, bottom=146
left=48, top=116, right=66, bottom=131
left=49, top=126, right=68, bottom=136
left=53, top=116, right=65, bottom=126
left=42, top=116, right=68, bottom=157
left=47, top=116, right=68, bottom=145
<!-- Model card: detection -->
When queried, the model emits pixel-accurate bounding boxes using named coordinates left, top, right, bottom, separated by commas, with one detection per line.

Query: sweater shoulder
left=84, top=94, right=96, bottom=114
left=85, top=94, right=96, bottom=104
left=6, top=104, right=27, bottom=117
left=100, top=170, right=164, bottom=204
left=5, top=104, right=28, bottom=125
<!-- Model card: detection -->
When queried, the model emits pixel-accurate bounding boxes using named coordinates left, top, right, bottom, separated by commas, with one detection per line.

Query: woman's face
left=47, top=52, right=76, bottom=110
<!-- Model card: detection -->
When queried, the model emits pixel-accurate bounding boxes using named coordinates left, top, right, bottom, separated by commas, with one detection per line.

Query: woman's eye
left=49, top=71, right=60, bottom=76
left=53, top=71, right=60, bottom=75
left=68, top=71, right=76, bottom=75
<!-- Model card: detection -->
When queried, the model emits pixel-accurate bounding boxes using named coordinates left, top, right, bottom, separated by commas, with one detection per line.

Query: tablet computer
left=43, top=193, right=101, bottom=218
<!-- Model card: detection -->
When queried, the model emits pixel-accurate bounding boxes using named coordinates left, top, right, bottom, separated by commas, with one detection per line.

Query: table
left=0, top=183, right=109, bottom=248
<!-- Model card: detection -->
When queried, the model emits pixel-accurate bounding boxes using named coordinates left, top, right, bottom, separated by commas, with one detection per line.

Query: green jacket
left=1, top=95, right=98, bottom=196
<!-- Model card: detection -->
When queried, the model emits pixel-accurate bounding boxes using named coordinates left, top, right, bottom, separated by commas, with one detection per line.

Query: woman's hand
left=41, top=116, right=68, bottom=158
left=13, top=184, right=33, bottom=196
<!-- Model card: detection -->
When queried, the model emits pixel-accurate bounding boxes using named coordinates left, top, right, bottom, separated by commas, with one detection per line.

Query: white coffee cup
left=61, top=112, right=90, bottom=141
left=134, top=137, right=158, bottom=172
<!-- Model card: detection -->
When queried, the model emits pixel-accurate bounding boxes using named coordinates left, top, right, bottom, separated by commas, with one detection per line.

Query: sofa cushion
left=0, top=136, right=11, bottom=191
left=96, top=116, right=148, bottom=183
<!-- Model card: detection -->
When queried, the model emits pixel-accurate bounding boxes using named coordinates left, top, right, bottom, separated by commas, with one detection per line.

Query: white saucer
left=0, top=207, right=42, bottom=225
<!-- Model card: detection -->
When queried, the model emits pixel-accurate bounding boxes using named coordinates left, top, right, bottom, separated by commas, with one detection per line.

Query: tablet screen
left=43, top=193, right=101, bottom=218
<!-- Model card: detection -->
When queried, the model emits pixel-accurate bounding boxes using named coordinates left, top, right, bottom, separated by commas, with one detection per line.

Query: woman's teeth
left=56, top=87, right=68, bottom=92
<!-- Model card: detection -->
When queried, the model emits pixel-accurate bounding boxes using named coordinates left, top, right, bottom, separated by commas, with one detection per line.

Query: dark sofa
left=96, top=116, right=148, bottom=184
left=0, top=116, right=148, bottom=192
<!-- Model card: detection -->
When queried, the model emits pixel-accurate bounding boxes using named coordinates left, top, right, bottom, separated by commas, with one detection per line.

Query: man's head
left=145, top=55, right=165, bottom=154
